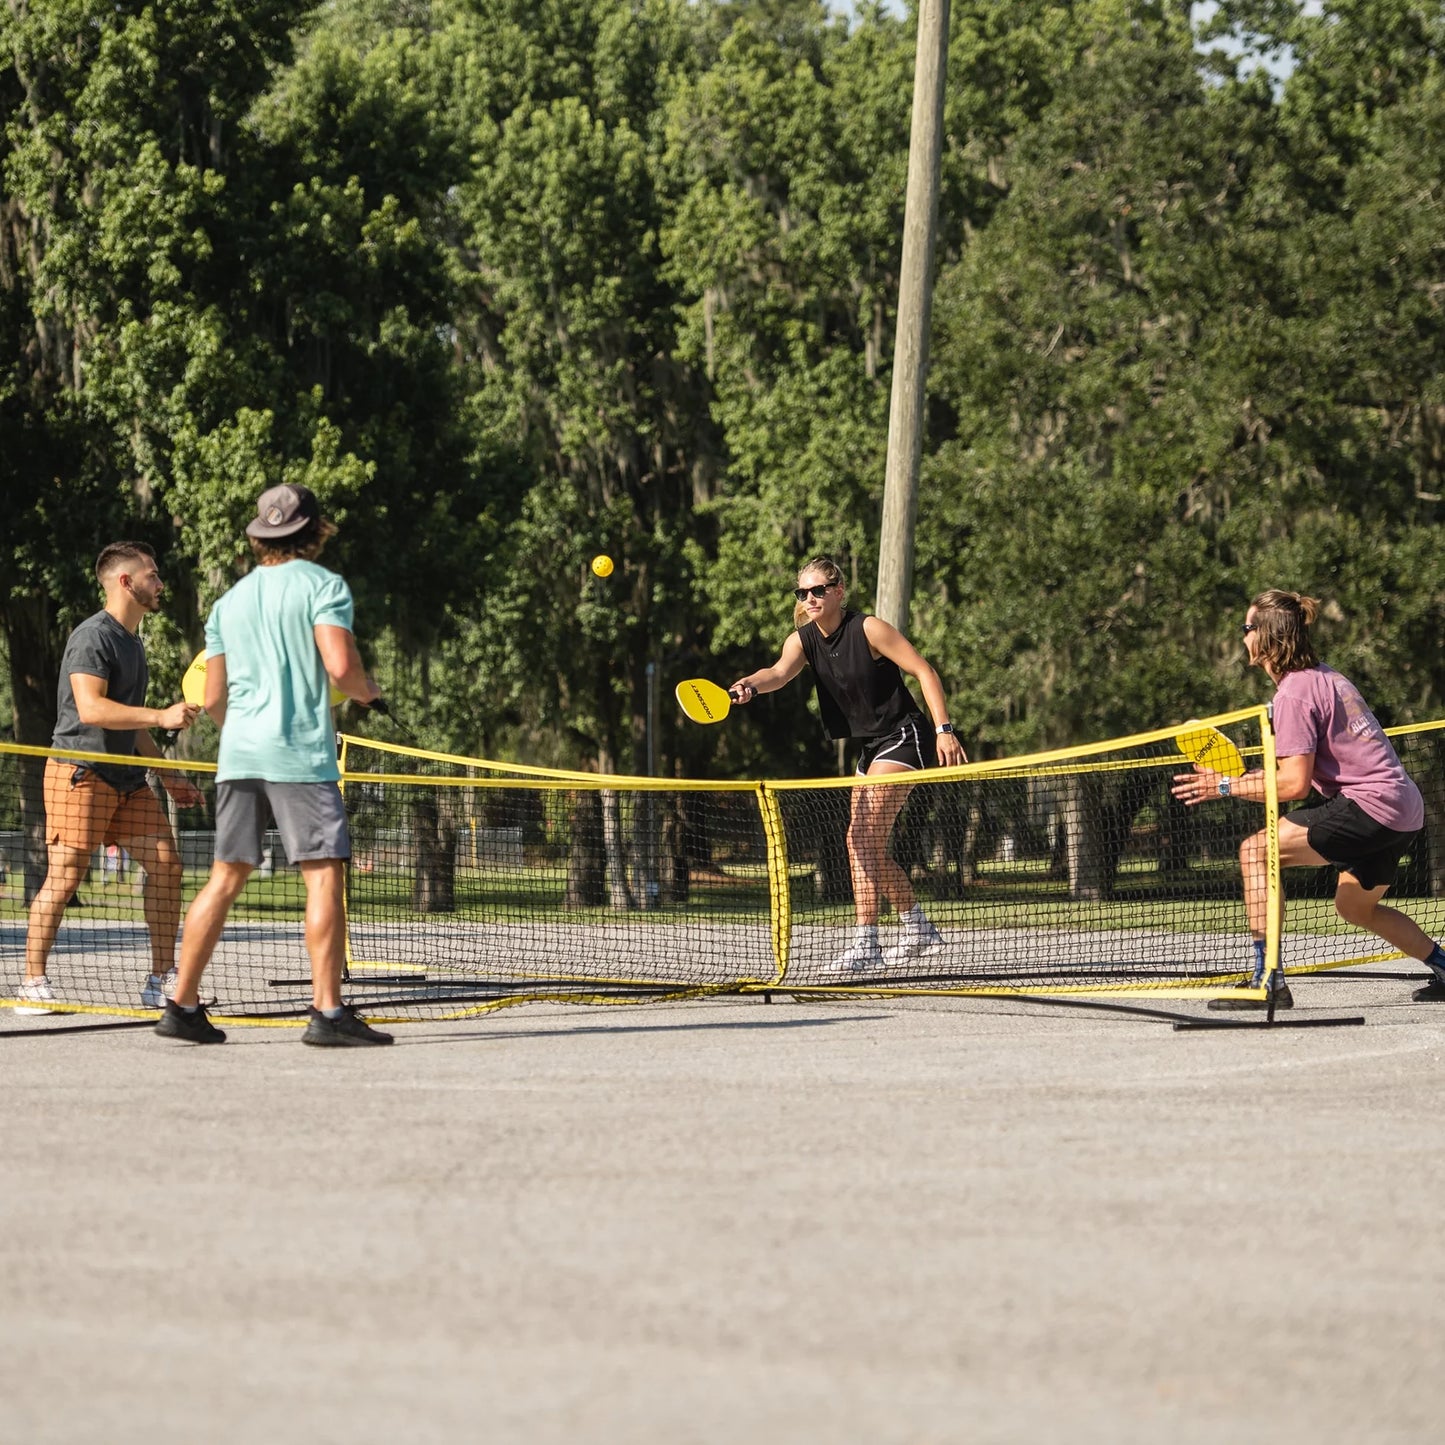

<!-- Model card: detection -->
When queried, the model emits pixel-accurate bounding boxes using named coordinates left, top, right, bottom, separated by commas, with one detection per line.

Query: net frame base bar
left=0, top=1019, right=160, bottom=1039
left=1173, top=1014, right=1365, bottom=1031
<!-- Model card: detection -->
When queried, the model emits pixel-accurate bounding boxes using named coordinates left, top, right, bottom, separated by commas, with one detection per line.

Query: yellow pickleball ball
left=591, top=554, right=614, bottom=578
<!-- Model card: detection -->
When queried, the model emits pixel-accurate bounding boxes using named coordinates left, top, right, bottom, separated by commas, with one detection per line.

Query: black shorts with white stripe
left=854, top=714, right=936, bottom=775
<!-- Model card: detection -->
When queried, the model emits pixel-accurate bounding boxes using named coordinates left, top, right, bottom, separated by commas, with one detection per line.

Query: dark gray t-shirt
left=53, top=610, right=150, bottom=792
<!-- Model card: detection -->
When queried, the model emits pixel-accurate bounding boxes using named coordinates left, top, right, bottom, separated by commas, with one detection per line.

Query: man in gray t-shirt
left=52, top=608, right=154, bottom=792
left=16, top=543, right=202, bottom=1016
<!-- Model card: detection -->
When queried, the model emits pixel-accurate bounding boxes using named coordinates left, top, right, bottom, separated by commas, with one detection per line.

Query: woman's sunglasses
left=793, top=583, right=833, bottom=601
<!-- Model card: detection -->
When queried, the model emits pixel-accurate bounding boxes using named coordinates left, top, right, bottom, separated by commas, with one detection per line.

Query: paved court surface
left=3, top=971, right=1442, bottom=1444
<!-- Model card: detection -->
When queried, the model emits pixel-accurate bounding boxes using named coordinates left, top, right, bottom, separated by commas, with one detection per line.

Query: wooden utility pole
left=875, top=0, right=951, bottom=631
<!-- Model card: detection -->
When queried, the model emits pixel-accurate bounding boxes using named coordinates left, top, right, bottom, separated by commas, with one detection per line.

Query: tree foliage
left=3, top=0, right=1441, bottom=777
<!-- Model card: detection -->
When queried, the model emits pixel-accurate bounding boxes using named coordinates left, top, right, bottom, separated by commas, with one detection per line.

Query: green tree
left=433, top=0, right=716, bottom=792
left=0, top=0, right=304, bottom=743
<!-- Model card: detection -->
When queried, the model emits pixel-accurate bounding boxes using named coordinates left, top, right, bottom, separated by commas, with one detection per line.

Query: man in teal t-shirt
left=157, top=483, right=394, bottom=1048
left=206, top=555, right=353, bottom=783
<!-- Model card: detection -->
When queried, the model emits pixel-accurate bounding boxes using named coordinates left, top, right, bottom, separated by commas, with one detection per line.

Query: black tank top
left=798, top=609, right=922, bottom=741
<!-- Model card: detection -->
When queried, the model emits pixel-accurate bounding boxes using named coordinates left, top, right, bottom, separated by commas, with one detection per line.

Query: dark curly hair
left=249, top=516, right=337, bottom=566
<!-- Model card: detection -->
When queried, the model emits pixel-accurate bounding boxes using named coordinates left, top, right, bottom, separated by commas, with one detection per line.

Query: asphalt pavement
left=2, top=971, right=1441, bottom=1445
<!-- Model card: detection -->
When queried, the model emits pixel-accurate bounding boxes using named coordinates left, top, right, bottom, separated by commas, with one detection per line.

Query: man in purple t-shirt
left=1173, top=589, right=1445, bottom=1009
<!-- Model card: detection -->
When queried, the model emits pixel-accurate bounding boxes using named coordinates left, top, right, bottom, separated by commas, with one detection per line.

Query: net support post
left=1174, top=705, right=1367, bottom=1029
left=1260, top=705, right=1284, bottom=1006
left=757, top=784, right=791, bottom=984
left=338, top=735, right=354, bottom=982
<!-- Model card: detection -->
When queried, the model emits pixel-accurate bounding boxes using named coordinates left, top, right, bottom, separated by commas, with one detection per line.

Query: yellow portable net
left=3, top=712, right=1442, bottom=1024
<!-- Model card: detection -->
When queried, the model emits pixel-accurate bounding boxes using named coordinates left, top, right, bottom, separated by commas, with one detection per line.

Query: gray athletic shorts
left=214, top=779, right=351, bottom=866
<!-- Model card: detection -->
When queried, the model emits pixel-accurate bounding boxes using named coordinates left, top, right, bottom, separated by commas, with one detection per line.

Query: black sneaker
left=301, top=1004, right=393, bottom=1047
left=155, top=999, right=227, bottom=1044
left=1412, top=977, right=1445, bottom=1003
left=1208, top=978, right=1294, bottom=1012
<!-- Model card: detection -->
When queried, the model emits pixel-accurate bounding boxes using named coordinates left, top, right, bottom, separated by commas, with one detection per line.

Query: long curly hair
left=249, top=517, right=338, bottom=566
left=1250, top=589, right=1321, bottom=676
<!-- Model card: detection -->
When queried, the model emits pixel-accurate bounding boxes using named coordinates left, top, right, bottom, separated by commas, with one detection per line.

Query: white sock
left=856, top=925, right=879, bottom=945
left=900, top=905, right=926, bottom=928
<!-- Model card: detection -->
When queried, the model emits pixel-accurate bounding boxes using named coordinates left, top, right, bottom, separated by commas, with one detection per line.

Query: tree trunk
left=564, top=791, right=605, bottom=908
left=660, top=799, right=689, bottom=902
left=1063, top=774, right=1106, bottom=902
left=812, top=790, right=853, bottom=905
left=3, top=598, right=64, bottom=902
left=409, top=793, right=456, bottom=913
left=3, top=595, right=62, bottom=748
left=601, top=787, right=633, bottom=911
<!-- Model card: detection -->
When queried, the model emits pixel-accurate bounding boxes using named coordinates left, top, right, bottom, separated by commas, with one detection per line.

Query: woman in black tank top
left=727, top=556, right=967, bottom=975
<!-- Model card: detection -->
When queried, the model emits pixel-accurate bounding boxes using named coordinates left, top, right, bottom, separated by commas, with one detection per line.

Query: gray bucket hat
left=246, top=484, right=321, bottom=539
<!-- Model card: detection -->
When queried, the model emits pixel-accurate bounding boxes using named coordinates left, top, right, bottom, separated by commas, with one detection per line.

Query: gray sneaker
left=882, top=917, right=945, bottom=964
left=301, top=1004, right=394, bottom=1047
left=13, top=976, right=59, bottom=1016
left=155, top=999, right=226, bottom=1043
left=822, top=938, right=886, bottom=975
left=1208, top=978, right=1294, bottom=1011
left=139, top=968, right=178, bottom=1009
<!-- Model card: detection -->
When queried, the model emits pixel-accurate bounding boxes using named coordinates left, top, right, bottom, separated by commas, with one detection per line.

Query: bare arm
left=861, top=617, right=968, bottom=765
left=204, top=652, right=228, bottom=729
left=315, top=624, right=381, bottom=705
left=71, top=675, right=203, bottom=806
left=132, top=726, right=204, bottom=807
left=728, top=631, right=808, bottom=703
left=71, top=672, right=197, bottom=734
left=1172, top=753, right=1315, bottom=806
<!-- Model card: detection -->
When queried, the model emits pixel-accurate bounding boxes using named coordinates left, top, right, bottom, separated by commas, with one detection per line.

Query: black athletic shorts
left=1285, top=793, right=1420, bottom=891
left=855, top=714, right=936, bottom=775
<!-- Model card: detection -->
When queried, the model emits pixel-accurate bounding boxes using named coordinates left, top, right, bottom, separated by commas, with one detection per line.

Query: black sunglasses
left=793, top=583, right=833, bottom=601
left=1241, top=622, right=1258, bottom=635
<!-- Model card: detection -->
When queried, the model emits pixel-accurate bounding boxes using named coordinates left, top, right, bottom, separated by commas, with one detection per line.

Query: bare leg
left=173, top=861, right=253, bottom=1007
left=124, top=831, right=185, bottom=976
left=1334, top=874, right=1439, bottom=960
left=300, top=859, right=347, bottom=1011
left=1240, top=816, right=1324, bottom=944
left=24, top=845, right=90, bottom=979
left=846, top=763, right=915, bottom=925
left=1243, top=815, right=1438, bottom=962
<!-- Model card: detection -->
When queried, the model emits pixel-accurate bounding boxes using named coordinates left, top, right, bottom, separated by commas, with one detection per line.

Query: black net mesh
left=338, top=746, right=779, bottom=1016
left=3, top=714, right=1443, bottom=1021
left=773, top=718, right=1269, bottom=990
left=1279, top=723, right=1445, bottom=975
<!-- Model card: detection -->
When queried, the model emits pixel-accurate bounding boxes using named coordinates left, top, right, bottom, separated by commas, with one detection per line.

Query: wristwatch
left=936, top=723, right=954, bottom=736
left=1216, top=776, right=1232, bottom=798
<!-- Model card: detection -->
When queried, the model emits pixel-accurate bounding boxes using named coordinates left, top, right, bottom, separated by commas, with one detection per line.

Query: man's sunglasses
left=793, top=583, right=833, bottom=601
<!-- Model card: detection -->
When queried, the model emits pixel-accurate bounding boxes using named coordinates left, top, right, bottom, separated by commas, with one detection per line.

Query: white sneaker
left=140, top=969, right=178, bottom=1009
left=822, top=938, right=886, bottom=974
left=14, top=976, right=59, bottom=1015
left=882, top=917, right=945, bottom=964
